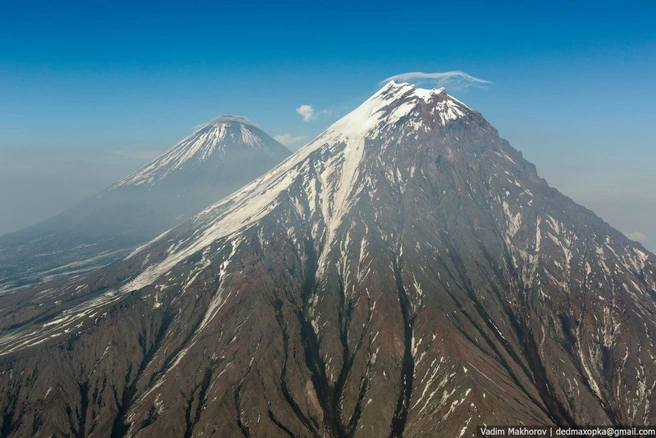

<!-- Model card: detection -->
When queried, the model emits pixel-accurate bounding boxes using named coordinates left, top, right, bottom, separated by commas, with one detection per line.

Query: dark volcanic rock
left=0, top=83, right=655, bottom=437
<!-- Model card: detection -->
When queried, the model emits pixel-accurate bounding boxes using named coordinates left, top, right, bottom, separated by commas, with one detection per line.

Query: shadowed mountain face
left=0, top=82, right=655, bottom=437
left=0, top=116, right=291, bottom=289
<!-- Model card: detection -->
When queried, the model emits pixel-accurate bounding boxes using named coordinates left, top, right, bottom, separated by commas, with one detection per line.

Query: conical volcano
left=0, top=82, right=654, bottom=437
left=0, top=116, right=291, bottom=289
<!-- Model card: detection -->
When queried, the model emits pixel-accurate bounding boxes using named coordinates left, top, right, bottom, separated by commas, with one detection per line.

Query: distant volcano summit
left=114, top=115, right=287, bottom=189
left=0, top=83, right=654, bottom=437
left=0, top=116, right=291, bottom=289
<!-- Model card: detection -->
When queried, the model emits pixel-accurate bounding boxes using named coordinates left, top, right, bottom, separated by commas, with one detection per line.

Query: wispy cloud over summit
left=382, top=70, right=492, bottom=92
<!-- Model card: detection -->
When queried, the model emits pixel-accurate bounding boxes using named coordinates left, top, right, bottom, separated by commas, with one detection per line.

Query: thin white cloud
left=382, top=70, right=492, bottom=92
left=626, top=231, right=648, bottom=242
left=193, top=115, right=259, bottom=130
left=296, top=104, right=316, bottom=122
left=274, top=133, right=306, bottom=147
left=295, top=105, right=330, bottom=122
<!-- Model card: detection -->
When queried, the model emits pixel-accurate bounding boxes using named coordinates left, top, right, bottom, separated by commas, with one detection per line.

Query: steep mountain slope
left=0, top=82, right=655, bottom=437
left=0, top=116, right=291, bottom=289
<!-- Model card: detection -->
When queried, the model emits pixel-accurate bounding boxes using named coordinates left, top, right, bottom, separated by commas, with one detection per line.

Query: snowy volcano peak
left=325, top=81, right=471, bottom=145
left=118, top=82, right=482, bottom=290
left=377, top=80, right=447, bottom=101
left=115, top=115, right=288, bottom=188
left=6, top=82, right=656, bottom=438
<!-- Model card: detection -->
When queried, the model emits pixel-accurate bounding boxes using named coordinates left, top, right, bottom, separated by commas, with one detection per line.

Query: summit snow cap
left=326, top=81, right=471, bottom=143
left=115, top=115, right=285, bottom=188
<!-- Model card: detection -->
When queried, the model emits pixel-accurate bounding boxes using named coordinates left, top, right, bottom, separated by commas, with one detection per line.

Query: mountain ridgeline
left=0, top=116, right=291, bottom=289
left=0, top=83, right=655, bottom=437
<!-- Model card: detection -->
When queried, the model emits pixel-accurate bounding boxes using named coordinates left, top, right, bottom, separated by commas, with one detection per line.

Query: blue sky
left=1, top=0, right=655, bottom=249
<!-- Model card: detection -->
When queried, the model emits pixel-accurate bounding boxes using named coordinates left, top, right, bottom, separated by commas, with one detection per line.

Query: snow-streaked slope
left=0, top=115, right=291, bottom=291
left=121, top=81, right=473, bottom=291
left=115, top=115, right=283, bottom=188
left=1, top=80, right=656, bottom=438
left=0, top=81, right=472, bottom=353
